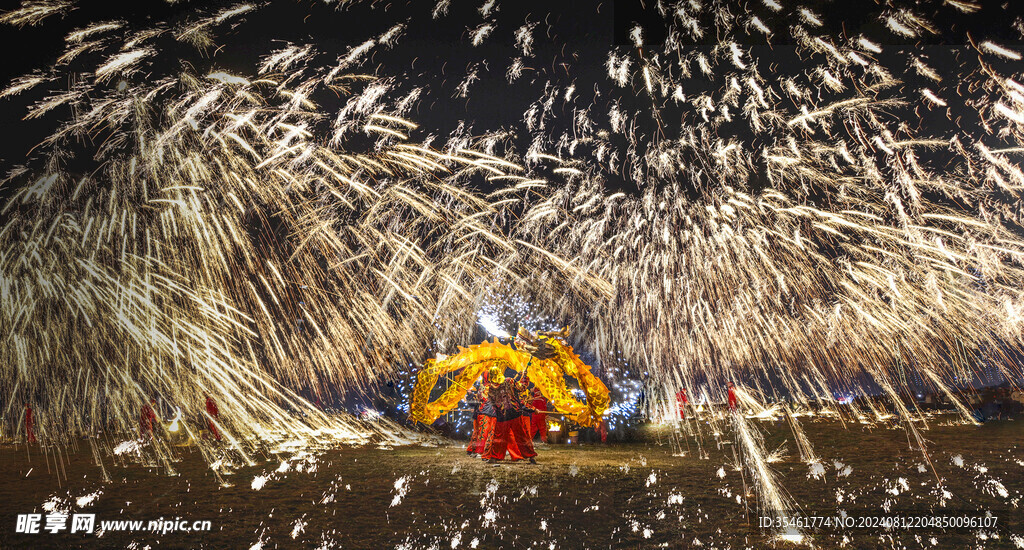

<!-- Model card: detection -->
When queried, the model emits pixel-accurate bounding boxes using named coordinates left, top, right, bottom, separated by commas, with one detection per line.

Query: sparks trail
left=0, top=0, right=1022, bottom=498
left=0, top=1, right=601, bottom=464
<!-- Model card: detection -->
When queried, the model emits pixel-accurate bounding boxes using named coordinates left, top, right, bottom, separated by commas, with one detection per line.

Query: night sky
left=4, top=0, right=1020, bottom=198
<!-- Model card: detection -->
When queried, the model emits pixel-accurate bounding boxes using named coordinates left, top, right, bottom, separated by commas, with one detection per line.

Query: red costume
left=141, top=402, right=156, bottom=438
left=205, top=396, right=221, bottom=441
left=482, top=376, right=536, bottom=462
left=529, top=388, right=548, bottom=442
left=467, top=414, right=485, bottom=454
left=24, top=404, right=36, bottom=444
left=597, top=418, right=608, bottom=443
left=477, top=415, right=498, bottom=454
left=676, top=388, right=688, bottom=419
left=727, top=384, right=737, bottom=411
left=466, top=387, right=493, bottom=455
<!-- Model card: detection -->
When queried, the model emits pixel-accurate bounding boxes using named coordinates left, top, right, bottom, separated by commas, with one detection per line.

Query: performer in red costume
left=528, top=387, right=548, bottom=442
left=468, top=377, right=502, bottom=456
left=141, top=399, right=157, bottom=439
left=24, top=403, right=36, bottom=444
left=482, top=367, right=537, bottom=464
left=676, top=388, right=688, bottom=419
left=465, top=382, right=487, bottom=455
left=205, top=395, right=221, bottom=441
left=477, top=396, right=499, bottom=455
left=596, top=416, right=608, bottom=443
left=727, top=382, right=737, bottom=411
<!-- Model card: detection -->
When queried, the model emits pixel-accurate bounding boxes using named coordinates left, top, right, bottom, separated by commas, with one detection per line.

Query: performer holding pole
left=514, top=358, right=536, bottom=446
left=24, top=403, right=36, bottom=444
left=205, top=394, right=221, bottom=441
left=466, top=381, right=485, bottom=455
left=676, top=388, right=689, bottom=420
left=141, top=399, right=157, bottom=439
left=476, top=374, right=499, bottom=456
left=482, top=366, right=537, bottom=464
left=529, top=386, right=548, bottom=442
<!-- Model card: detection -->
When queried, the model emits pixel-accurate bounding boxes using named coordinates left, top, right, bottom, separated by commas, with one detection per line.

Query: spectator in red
left=205, top=395, right=221, bottom=441
left=141, top=399, right=157, bottom=439
left=24, top=403, right=36, bottom=444
left=481, top=367, right=537, bottom=464
left=727, top=382, right=737, bottom=411
left=529, top=387, right=548, bottom=443
left=676, top=388, right=688, bottom=419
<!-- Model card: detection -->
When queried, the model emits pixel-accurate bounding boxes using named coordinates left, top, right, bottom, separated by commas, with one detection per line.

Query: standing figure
left=205, top=395, right=221, bottom=441
left=141, top=399, right=157, bottom=439
left=465, top=384, right=483, bottom=455
left=727, top=382, right=737, bottom=411
left=24, top=403, right=36, bottom=444
left=676, top=388, right=688, bottom=419
left=596, top=416, right=608, bottom=443
left=529, top=387, right=548, bottom=442
left=477, top=387, right=499, bottom=455
left=470, top=376, right=500, bottom=455
left=482, top=367, right=537, bottom=464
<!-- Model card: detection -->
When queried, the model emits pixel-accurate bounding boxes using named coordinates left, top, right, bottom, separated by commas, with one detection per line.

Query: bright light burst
left=476, top=314, right=511, bottom=340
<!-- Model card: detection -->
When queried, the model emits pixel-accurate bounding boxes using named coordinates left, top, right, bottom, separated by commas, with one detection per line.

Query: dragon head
left=515, top=326, right=569, bottom=360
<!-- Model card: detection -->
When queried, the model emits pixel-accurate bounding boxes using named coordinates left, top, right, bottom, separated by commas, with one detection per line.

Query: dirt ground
left=1, top=418, right=1021, bottom=549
